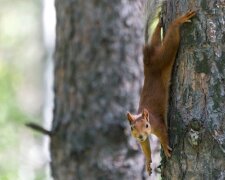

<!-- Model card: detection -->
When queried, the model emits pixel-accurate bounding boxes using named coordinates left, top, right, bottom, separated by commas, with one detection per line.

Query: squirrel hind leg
left=176, top=10, right=196, bottom=24
left=149, top=20, right=162, bottom=46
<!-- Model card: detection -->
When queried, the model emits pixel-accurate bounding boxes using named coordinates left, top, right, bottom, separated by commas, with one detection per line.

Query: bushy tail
left=144, top=0, right=165, bottom=43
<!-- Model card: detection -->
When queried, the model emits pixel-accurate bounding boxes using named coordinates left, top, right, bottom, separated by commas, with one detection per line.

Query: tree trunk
left=51, top=1, right=148, bottom=179
left=162, top=0, right=225, bottom=179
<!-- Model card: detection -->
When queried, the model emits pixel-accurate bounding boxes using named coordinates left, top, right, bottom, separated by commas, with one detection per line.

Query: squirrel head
left=126, top=108, right=151, bottom=142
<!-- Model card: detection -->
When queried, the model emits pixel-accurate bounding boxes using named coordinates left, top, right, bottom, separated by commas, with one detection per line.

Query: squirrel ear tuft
left=127, top=112, right=134, bottom=124
left=142, top=108, right=149, bottom=120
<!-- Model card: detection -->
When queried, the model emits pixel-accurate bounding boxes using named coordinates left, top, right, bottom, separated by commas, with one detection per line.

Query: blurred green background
left=0, top=0, right=52, bottom=179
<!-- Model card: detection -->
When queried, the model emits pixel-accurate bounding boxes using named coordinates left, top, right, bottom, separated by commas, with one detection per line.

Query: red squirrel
left=127, top=10, right=196, bottom=175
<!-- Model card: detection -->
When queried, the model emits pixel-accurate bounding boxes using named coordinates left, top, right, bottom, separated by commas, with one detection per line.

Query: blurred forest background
left=0, top=0, right=54, bottom=179
left=1, top=0, right=157, bottom=179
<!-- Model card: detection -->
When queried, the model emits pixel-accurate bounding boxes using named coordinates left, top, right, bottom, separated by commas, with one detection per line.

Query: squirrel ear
left=142, top=108, right=149, bottom=121
left=127, top=112, right=134, bottom=124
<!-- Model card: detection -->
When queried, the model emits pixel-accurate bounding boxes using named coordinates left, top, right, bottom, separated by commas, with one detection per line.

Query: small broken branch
left=26, top=123, right=52, bottom=136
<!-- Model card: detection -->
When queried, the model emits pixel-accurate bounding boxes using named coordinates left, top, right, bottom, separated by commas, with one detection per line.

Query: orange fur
left=127, top=10, right=196, bottom=175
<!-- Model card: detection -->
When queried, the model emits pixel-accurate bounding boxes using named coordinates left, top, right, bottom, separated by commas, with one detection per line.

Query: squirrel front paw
left=163, top=145, right=172, bottom=158
left=146, top=160, right=152, bottom=175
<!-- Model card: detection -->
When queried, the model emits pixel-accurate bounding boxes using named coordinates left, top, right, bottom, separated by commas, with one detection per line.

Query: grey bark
left=162, top=0, right=225, bottom=179
left=51, top=1, right=149, bottom=179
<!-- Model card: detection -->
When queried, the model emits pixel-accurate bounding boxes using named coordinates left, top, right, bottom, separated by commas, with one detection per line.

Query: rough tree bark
left=51, top=1, right=149, bottom=179
left=162, top=0, right=225, bottom=179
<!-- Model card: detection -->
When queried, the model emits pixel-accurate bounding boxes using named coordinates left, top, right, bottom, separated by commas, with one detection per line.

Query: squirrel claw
left=165, top=150, right=171, bottom=158
left=176, top=10, right=196, bottom=24
left=163, top=145, right=172, bottom=158
left=167, top=145, right=172, bottom=151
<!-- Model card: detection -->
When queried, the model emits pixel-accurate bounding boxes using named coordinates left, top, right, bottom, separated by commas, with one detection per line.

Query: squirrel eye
left=146, top=124, right=149, bottom=128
